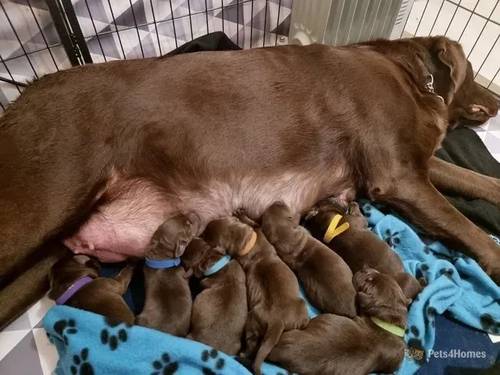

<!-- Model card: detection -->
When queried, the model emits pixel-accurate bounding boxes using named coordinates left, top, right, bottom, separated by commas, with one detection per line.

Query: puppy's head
left=48, top=255, right=100, bottom=298
left=203, top=216, right=255, bottom=257
left=261, top=201, right=300, bottom=243
left=353, top=266, right=410, bottom=328
left=304, top=198, right=367, bottom=239
left=182, top=238, right=226, bottom=277
left=147, top=213, right=200, bottom=259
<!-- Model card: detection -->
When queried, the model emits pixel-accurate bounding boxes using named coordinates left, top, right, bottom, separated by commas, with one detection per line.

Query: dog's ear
left=393, top=272, right=422, bottom=301
left=304, top=207, right=319, bottom=221
left=434, top=37, right=466, bottom=103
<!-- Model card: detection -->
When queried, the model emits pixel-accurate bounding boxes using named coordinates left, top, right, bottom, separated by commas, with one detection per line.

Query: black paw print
left=151, top=352, right=178, bottom=375
left=361, top=203, right=372, bottom=217
left=480, top=313, right=500, bottom=334
left=383, top=229, right=401, bottom=248
left=53, top=319, right=77, bottom=345
left=70, top=348, right=94, bottom=375
left=438, top=268, right=454, bottom=279
left=100, top=327, right=127, bottom=350
left=201, top=349, right=225, bottom=375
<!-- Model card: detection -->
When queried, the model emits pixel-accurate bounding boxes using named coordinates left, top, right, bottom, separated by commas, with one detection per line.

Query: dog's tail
left=253, top=320, right=284, bottom=375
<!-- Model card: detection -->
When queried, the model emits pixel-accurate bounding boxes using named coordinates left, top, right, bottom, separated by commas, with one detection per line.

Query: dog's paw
left=70, top=348, right=94, bottom=375
left=151, top=352, right=178, bottom=375
left=201, top=349, right=225, bottom=375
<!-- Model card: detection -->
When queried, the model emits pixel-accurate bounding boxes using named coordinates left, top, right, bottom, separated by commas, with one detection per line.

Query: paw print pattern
left=361, top=203, right=372, bottom=217
left=480, top=313, right=500, bottom=334
left=201, top=349, right=225, bottom=375
left=151, top=352, right=178, bottom=375
left=383, top=229, right=401, bottom=248
left=100, top=327, right=127, bottom=350
left=70, top=348, right=94, bottom=375
left=53, top=319, right=78, bottom=345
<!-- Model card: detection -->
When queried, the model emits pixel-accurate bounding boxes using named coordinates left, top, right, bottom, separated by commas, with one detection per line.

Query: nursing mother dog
left=1, top=35, right=500, bottom=327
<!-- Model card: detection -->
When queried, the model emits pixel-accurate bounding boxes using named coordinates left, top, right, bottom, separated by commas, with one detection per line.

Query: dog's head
left=261, top=201, right=301, bottom=243
left=147, top=212, right=200, bottom=259
left=353, top=266, right=410, bottom=328
left=182, top=237, right=226, bottom=278
left=48, top=255, right=100, bottom=298
left=303, top=198, right=367, bottom=239
left=412, top=36, right=498, bottom=127
left=203, top=216, right=255, bottom=257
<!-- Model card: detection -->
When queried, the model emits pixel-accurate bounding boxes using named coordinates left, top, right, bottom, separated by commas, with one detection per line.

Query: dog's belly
left=64, top=170, right=352, bottom=262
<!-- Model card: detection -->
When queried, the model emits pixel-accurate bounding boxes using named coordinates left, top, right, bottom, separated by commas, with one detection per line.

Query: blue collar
left=203, top=255, right=231, bottom=276
left=145, top=257, right=181, bottom=269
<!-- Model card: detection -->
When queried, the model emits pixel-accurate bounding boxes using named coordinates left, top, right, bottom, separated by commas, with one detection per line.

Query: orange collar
left=239, top=231, right=257, bottom=256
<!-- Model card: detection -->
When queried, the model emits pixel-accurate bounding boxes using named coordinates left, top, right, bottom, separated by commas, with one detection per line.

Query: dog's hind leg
left=371, top=175, right=500, bottom=283
left=429, top=156, right=500, bottom=206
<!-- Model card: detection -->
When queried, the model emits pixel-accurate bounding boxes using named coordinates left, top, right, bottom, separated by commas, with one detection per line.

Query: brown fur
left=304, top=199, right=422, bottom=300
left=203, top=217, right=308, bottom=375
left=135, top=214, right=195, bottom=336
left=268, top=267, right=410, bottom=375
left=1, top=36, right=500, bottom=328
left=49, top=255, right=134, bottom=325
left=182, top=237, right=247, bottom=355
left=260, top=201, right=356, bottom=317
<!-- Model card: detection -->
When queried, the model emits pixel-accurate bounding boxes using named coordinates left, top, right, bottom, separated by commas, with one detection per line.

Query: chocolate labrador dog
left=268, top=267, right=410, bottom=375
left=136, top=213, right=197, bottom=336
left=1, top=35, right=499, bottom=327
left=203, top=217, right=309, bottom=375
left=260, top=201, right=357, bottom=317
left=182, top=237, right=247, bottom=355
left=304, top=198, right=422, bottom=299
left=49, top=255, right=134, bottom=325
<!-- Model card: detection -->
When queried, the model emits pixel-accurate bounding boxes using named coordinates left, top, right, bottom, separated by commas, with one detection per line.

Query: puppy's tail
left=253, top=321, right=284, bottom=375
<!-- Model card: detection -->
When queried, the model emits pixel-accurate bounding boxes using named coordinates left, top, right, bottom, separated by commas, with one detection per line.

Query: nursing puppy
left=203, top=217, right=308, bottom=375
left=268, top=267, right=409, bottom=375
left=260, top=202, right=356, bottom=317
left=304, top=198, right=422, bottom=300
left=49, top=255, right=134, bottom=325
left=182, top=237, right=247, bottom=355
left=136, top=213, right=198, bottom=336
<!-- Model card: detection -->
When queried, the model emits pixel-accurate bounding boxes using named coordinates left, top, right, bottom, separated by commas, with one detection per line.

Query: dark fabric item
left=435, top=127, right=500, bottom=235
left=164, top=31, right=241, bottom=57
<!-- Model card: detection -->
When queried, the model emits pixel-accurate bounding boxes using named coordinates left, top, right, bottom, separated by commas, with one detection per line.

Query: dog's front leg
left=371, top=175, right=500, bottom=283
left=429, top=156, right=500, bottom=206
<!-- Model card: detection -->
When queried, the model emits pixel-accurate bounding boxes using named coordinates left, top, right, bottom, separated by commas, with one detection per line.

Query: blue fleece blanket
left=43, top=202, right=499, bottom=375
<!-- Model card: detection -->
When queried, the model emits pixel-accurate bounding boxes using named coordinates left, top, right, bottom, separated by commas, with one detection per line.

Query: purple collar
left=56, top=276, right=94, bottom=305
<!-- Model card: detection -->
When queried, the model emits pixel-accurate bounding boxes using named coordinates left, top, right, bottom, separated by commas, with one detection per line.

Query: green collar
left=370, top=317, right=405, bottom=338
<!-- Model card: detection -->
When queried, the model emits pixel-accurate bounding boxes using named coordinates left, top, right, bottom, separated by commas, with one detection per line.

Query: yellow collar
left=323, top=214, right=350, bottom=243
left=239, top=230, right=257, bottom=256
left=370, top=317, right=405, bottom=338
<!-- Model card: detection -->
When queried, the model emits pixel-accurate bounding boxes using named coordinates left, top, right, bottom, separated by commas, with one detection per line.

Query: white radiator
left=289, top=0, right=415, bottom=46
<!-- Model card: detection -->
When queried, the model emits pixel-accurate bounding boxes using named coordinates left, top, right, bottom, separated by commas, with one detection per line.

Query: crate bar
left=263, top=0, right=268, bottom=47
left=187, top=0, right=194, bottom=40
left=474, top=33, right=500, bottom=79
left=26, top=0, right=59, bottom=70
left=237, top=0, right=240, bottom=45
left=46, top=0, right=80, bottom=66
left=128, top=0, right=145, bottom=58
left=150, top=0, right=162, bottom=55
left=466, top=0, right=500, bottom=59
left=458, top=0, right=481, bottom=42
left=106, top=0, right=127, bottom=59
left=0, top=2, right=39, bottom=78
left=204, top=0, right=210, bottom=34
left=447, top=0, right=500, bottom=27
left=414, top=0, right=430, bottom=35
left=222, top=0, right=225, bottom=33
left=84, top=0, right=107, bottom=62
left=444, top=0, right=462, bottom=36
left=0, top=54, right=22, bottom=93
left=274, top=0, right=282, bottom=46
left=250, top=0, right=254, bottom=48
left=429, top=0, right=445, bottom=35
left=488, top=67, right=500, bottom=89
left=369, top=0, right=382, bottom=40
left=60, top=0, right=92, bottom=64
left=168, top=0, right=179, bottom=48
left=401, top=0, right=415, bottom=37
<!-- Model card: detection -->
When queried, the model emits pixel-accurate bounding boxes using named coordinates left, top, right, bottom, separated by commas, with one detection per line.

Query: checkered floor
left=1, top=117, right=499, bottom=374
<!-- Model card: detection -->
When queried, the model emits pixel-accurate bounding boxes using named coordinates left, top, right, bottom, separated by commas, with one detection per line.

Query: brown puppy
left=260, top=202, right=356, bottom=317
left=136, top=213, right=198, bottom=336
left=268, top=267, right=409, bottom=375
left=182, top=237, right=247, bottom=355
left=203, top=217, right=308, bottom=375
left=49, top=255, right=134, bottom=325
left=304, top=198, right=422, bottom=300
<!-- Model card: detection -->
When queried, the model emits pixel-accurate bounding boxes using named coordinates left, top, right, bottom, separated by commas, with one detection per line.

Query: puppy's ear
left=356, top=291, right=374, bottom=311
left=394, top=272, right=423, bottom=301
